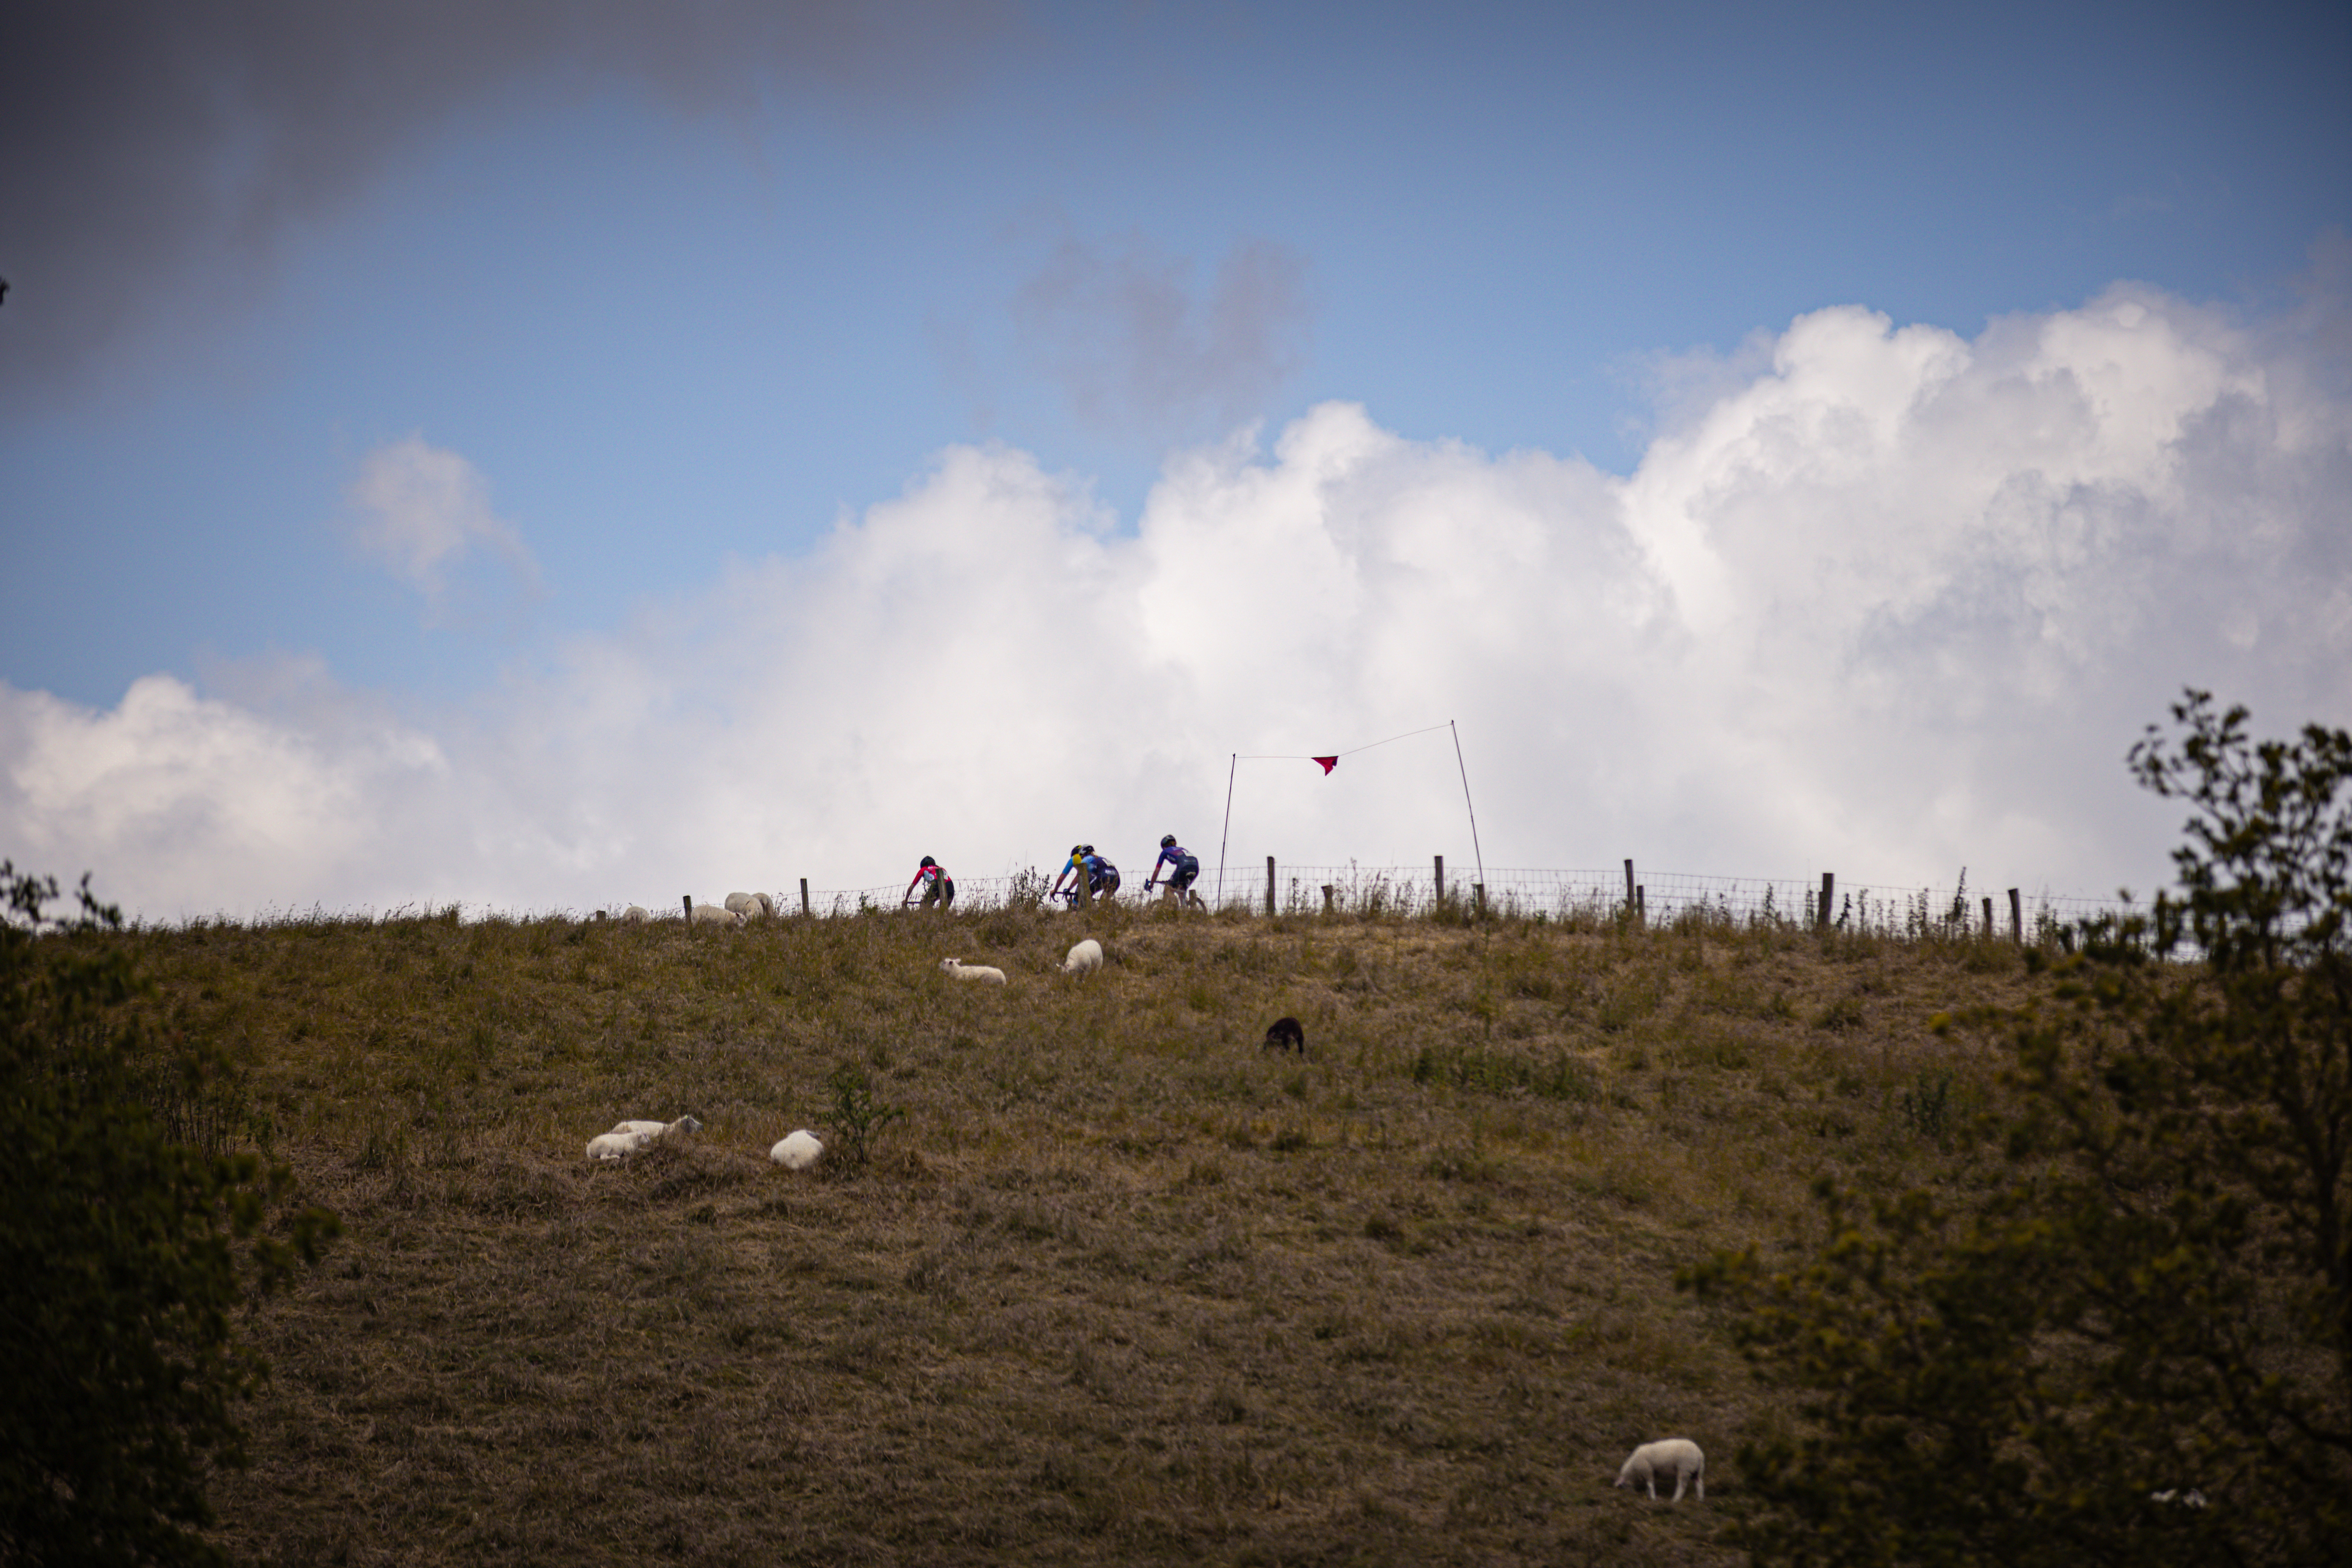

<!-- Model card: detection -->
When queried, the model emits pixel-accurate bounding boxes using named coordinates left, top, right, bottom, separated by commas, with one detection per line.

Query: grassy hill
left=123, top=899, right=2042, bottom=1566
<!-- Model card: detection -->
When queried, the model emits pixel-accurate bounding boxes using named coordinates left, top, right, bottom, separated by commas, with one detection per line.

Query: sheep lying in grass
left=1616, top=1439, right=1704, bottom=1501
left=586, top=1130, right=653, bottom=1161
left=939, top=957, right=1006, bottom=985
left=610, top=1115, right=703, bottom=1140
left=724, top=891, right=772, bottom=919
left=587, top=1115, right=701, bottom=1160
left=690, top=902, right=746, bottom=928
left=620, top=905, right=651, bottom=924
left=1062, top=938, right=1104, bottom=975
left=770, top=1130, right=824, bottom=1170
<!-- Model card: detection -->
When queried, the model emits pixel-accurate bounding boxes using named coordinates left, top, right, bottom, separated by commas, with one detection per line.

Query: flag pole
left=1216, top=753, right=1237, bottom=912
left=1451, top=720, right=1485, bottom=889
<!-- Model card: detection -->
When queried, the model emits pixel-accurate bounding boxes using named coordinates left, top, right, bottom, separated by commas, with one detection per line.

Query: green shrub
left=1689, top=691, right=2352, bottom=1567
left=0, top=866, right=337, bottom=1565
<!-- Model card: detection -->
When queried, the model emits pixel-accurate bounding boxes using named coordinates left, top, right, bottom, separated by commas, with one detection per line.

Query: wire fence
left=770, top=859, right=2132, bottom=943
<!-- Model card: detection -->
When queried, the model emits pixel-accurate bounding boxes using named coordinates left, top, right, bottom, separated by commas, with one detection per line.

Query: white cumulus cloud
left=3, top=279, right=2346, bottom=920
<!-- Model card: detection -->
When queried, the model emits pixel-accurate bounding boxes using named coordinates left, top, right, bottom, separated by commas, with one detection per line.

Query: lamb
left=724, top=891, right=772, bottom=919
left=770, top=1129, right=824, bottom=1170
left=690, top=902, right=746, bottom=928
left=1061, top=938, right=1104, bottom=975
left=1264, top=1016, right=1306, bottom=1053
left=1615, top=1439, right=1704, bottom=1501
left=939, top=957, right=1007, bottom=985
left=620, top=905, right=651, bottom=924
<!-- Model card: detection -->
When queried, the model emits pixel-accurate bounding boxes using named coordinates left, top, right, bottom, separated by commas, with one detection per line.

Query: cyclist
left=1085, top=847, right=1120, bottom=902
left=1146, top=835, right=1201, bottom=906
left=1048, top=843, right=1088, bottom=904
left=902, top=855, right=955, bottom=910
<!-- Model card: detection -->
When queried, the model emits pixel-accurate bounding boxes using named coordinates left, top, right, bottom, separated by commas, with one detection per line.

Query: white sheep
left=724, top=891, right=772, bottom=920
left=939, top=957, right=1007, bottom=985
left=610, top=1115, right=703, bottom=1140
left=1061, top=938, right=1104, bottom=975
left=2150, top=1489, right=2207, bottom=1509
left=690, top=902, right=746, bottom=928
left=585, top=1129, right=654, bottom=1161
left=620, top=905, right=651, bottom=924
left=1616, top=1439, right=1705, bottom=1501
left=770, top=1129, right=824, bottom=1170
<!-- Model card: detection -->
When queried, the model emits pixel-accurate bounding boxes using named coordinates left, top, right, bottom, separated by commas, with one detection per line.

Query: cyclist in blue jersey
left=1086, top=850, right=1120, bottom=901
left=1052, top=844, right=1120, bottom=903
left=1049, top=844, right=1088, bottom=904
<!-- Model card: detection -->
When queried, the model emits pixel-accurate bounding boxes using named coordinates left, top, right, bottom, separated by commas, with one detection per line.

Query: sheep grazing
left=724, top=891, right=772, bottom=920
left=939, top=957, right=1007, bottom=985
left=1264, top=1016, right=1306, bottom=1053
left=1616, top=1439, right=1705, bottom=1501
left=1061, top=938, right=1104, bottom=975
left=620, top=905, right=651, bottom=924
left=770, top=1130, right=824, bottom=1170
left=2150, top=1489, right=2208, bottom=1509
left=690, top=902, right=746, bottom=928
left=586, top=1129, right=653, bottom=1161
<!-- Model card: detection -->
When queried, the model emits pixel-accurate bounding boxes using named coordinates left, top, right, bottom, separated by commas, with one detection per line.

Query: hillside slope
left=128, top=902, right=2038, bottom=1566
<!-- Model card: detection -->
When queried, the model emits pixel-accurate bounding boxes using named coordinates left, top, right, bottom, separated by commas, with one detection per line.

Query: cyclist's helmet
left=920, top=856, right=936, bottom=869
left=1161, top=834, right=1177, bottom=847
left=1070, top=844, right=1083, bottom=856
left=1080, top=845, right=1095, bottom=855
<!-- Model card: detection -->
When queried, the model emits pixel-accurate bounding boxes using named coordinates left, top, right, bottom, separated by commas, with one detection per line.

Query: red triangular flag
left=1313, top=755, right=1338, bottom=774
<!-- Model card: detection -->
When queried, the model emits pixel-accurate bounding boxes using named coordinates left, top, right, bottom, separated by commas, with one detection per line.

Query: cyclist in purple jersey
left=1147, top=835, right=1201, bottom=904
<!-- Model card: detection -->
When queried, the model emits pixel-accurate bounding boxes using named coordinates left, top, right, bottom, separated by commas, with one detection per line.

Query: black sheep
left=1263, top=1016, right=1306, bottom=1054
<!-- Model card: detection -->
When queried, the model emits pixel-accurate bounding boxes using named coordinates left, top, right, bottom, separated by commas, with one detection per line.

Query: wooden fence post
left=2008, top=887, right=2022, bottom=946
left=1321, top=884, right=1335, bottom=914
left=1636, top=886, right=1646, bottom=923
left=1981, top=895, right=1994, bottom=938
left=1624, top=859, right=1636, bottom=918
left=682, top=895, right=693, bottom=921
left=1435, top=855, right=1445, bottom=905
left=1817, top=872, right=1836, bottom=933
left=800, top=878, right=810, bottom=918
left=1265, top=856, right=1276, bottom=917
left=1474, top=884, right=1486, bottom=917
left=1078, top=860, right=1092, bottom=910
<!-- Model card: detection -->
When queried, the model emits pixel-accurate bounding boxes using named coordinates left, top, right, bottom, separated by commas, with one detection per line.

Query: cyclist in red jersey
left=902, top=856, right=955, bottom=910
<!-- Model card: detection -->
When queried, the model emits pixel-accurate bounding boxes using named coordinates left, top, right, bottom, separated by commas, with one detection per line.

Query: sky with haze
left=2, top=0, right=2347, bottom=919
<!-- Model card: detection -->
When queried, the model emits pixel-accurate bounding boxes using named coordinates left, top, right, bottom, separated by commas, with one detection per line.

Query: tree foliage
left=0, top=865, right=337, bottom=1566
left=1688, top=692, right=2352, bottom=1567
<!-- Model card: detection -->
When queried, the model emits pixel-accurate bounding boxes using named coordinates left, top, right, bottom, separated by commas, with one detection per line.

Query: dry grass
left=112, top=901, right=2044, bottom=1565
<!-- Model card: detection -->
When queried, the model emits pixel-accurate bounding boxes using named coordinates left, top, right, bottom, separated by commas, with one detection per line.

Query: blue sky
left=2, top=0, right=2347, bottom=916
